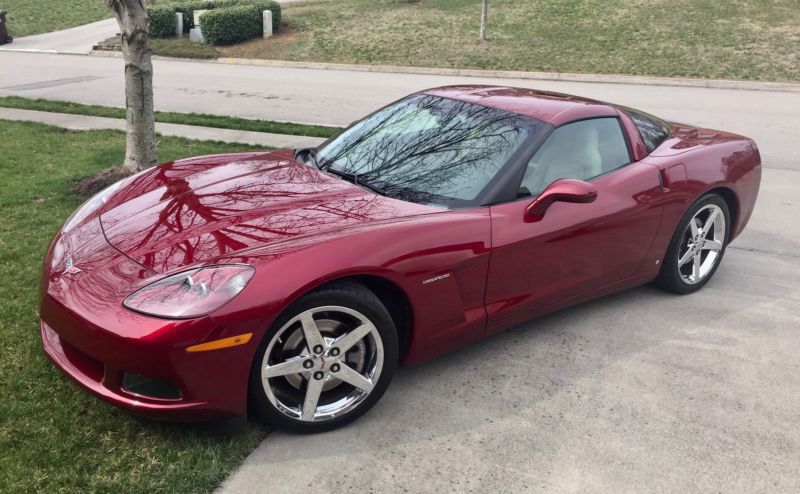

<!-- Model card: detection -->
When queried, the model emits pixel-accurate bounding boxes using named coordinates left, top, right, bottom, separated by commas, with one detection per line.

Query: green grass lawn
left=151, top=37, right=219, bottom=59
left=0, top=120, right=269, bottom=493
left=206, top=0, right=800, bottom=81
left=0, top=96, right=341, bottom=138
left=1, top=0, right=111, bottom=37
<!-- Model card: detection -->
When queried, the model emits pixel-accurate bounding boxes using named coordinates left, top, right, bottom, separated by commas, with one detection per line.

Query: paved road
left=1, top=51, right=798, bottom=492
left=1, top=52, right=797, bottom=170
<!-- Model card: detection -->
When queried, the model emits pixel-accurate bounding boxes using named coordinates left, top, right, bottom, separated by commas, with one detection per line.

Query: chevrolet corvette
left=40, top=86, right=761, bottom=432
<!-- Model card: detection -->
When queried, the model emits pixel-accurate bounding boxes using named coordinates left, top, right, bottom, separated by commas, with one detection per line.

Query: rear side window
left=626, top=108, right=671, bottom=153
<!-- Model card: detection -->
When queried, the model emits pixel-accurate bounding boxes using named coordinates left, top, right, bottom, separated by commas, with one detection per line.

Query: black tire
left=249, top=281, right=398, bottom=433
left=655, top=193, right=731, bottom=294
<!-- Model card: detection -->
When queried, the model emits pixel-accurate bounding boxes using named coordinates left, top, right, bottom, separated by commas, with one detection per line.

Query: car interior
left=519, top=117, right=630, bottom=197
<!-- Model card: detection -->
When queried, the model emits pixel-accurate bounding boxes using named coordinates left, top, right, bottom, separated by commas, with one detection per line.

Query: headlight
left=63, top=179, right=125, bottom=233
left=123, top=265, right=255, bottom=319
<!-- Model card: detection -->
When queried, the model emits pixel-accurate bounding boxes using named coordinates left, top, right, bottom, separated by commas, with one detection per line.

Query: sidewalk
left=0, top=107, right=325, bottom=148
left=0, top=0, right=312, bottom=56
left=0, top=18, right=118, bottom=55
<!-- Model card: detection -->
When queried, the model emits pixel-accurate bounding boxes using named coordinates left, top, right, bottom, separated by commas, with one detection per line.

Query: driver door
left=485, top=117, right=664, bottom=332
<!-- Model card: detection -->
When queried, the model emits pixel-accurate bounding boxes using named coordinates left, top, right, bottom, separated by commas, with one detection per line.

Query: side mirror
left=524, top=179, right=598, bottom=222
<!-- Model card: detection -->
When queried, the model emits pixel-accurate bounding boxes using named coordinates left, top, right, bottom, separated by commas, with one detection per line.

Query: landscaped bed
left=158, top=0, right=800, bottom=82
left=0, top=120, right=269, bottom=493
left=148, top=0, right=281, bottom=44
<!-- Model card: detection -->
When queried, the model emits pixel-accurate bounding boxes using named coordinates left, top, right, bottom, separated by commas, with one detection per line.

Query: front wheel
left=655, top=193, right=731, bottom=294
left=249, top=282, right=398, bottom=433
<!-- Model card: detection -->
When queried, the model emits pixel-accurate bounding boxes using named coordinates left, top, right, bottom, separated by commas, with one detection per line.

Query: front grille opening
left=60, top=338, right=104, bottom=382
left=122, top=372, right=182, bottom=401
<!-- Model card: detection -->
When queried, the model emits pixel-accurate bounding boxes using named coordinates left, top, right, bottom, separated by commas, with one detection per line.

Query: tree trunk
left=479, top=0, right=489, bottom=42
left=106, top=0, right=158, bottom=173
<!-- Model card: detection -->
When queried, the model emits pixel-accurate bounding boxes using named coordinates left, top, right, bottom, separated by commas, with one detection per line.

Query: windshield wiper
left=326, top=168, right=387, bottom=196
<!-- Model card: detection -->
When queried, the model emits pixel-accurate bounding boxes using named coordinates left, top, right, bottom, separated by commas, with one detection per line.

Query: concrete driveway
left=0, top=51, right=798, bottom=492
left=222, top=246, right=799, bottom=493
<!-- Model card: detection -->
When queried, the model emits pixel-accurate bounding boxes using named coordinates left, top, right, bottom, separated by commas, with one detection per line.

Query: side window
left=519, top=118, right=630, bottom=197
left=625, top=108, right=671, bottom=153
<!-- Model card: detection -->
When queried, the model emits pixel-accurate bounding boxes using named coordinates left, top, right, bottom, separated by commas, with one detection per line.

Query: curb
left=0, top=47, right=60, bottom=54
left=213, top=58, right=800, bottom=93
left=87, top=50, right=800, bottom=93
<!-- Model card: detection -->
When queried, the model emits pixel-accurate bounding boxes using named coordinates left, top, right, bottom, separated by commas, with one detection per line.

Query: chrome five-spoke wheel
left=250, top=282, right=398, bottom=432
left=656, top=193, right=730, bottom=294
left=261, top=306, right=383, bottom=422
left=677, top=203, right=726, bottom=284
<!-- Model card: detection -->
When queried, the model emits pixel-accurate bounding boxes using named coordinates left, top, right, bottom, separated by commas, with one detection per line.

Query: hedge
left=146, top=0, right=281, bottom=39
left=200, top=5, right=261, bottom=45
left=149, top=5, right=179, bottom=38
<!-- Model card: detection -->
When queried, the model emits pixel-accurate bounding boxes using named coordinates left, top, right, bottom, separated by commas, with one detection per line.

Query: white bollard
left=189, top=10, right=208, bottom=43
left=189, top=27, right=204, bottom=43
left=175, top=12, right=184, bottom=37
left=263, top=10, right=273, bottom=38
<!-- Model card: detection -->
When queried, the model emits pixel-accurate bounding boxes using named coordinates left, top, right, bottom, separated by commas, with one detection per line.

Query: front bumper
left=39, top=215, right=267, bottom=420
left=40, top=270, right=257, bottom=421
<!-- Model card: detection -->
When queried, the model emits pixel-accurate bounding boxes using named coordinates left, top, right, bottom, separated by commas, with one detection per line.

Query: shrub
left=148, top=5, right=178, bottom=37
left=200, top=5, right=262, bottom=45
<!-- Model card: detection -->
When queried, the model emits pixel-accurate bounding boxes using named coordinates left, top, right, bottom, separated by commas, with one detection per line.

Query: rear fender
left=643, top=132, right=761, bottom=255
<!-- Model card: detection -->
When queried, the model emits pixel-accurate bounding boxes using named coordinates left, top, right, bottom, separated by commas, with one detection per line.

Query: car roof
left=422, top=85, right=620, bottom=126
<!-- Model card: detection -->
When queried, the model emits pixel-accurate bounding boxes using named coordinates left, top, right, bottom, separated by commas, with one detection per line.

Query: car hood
left=99, top=150, right=436, bottom=273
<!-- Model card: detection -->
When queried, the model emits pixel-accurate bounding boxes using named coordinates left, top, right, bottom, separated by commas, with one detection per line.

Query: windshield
left=316, top=94, right=533, bottom=208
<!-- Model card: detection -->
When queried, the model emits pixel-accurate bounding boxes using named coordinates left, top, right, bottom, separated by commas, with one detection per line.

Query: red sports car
left=40, top=86, right=761, bottom=432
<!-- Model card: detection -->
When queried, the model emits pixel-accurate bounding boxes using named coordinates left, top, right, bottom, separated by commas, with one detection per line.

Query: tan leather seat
left=521, top=123, right=603, bottom=195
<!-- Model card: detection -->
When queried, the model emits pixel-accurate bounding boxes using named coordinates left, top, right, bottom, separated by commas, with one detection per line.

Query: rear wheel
left=655, top=193, right=730, bottom=294
left=249, top=282, right=398, bottom=433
